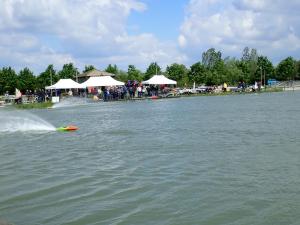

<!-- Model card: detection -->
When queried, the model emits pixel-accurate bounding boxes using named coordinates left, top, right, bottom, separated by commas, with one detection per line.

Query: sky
left=0, top=0, right=300, bottom=74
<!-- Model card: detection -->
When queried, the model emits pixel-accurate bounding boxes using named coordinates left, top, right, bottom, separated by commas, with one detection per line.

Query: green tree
left=188, top=62, right=206, bottom=84
left=238, top=47, right=259, bottom=83
left=249, top=48, right=258, bottom=82
left=202, top=48, right=222, bottom=70
left=105, top=64, right=118, bottom=75
left=166, top=63, right=188, bottom=86
left=127, top=65, right=142, bottom=81
left=204, top=71, right=217, bottom=86
left=58, top=63, right=78, bottom=79
left=0, top=67, right=18, bottom=94
left=223, top=57, right=243, bottom=84
left=236, top=60, right=250, bottom=83
left=201, top=48, right=229, bottom=85
left=253, top=56, right=274, bottom=84
left=275, top=57, right=297, bottom=81
left=166, top=63, right=186, bottom=81
left=295, top=60, right=300, bottom=80
left=144, top=62, right=161, bottom=80
left=17, top=67, right=37, bottom=92
left=241, top=47, right=251, bottom=61
left=115, top=70, right=128, bottom=82
left=83, top=65, right=95, bottom=73
left=37, top=65, right=57, bottom=89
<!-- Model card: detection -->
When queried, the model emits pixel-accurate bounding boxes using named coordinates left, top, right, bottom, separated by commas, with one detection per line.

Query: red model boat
left=57, top=125, right=78, bottom=131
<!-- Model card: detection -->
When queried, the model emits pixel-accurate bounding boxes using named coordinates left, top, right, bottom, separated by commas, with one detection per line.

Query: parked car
left=267, top=79, right=279, bottom=86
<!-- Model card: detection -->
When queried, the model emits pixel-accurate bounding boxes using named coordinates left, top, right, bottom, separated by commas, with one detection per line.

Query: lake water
left=1, top=92, right=300, bottom=225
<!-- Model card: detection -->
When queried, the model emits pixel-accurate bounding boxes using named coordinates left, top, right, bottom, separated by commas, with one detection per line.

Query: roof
left=81, top=76, right=124, bottom=87
left=142, top=75, right=177, bottom=85
left=77, top=69, right=115, bottom=78
left=45, top=79, right=85, bottom=89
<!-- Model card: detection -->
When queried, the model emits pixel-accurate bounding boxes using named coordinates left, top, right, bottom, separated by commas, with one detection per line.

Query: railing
left=275, top=81, right=300, bottom=91
left=0, top=94, right=45, bottom=105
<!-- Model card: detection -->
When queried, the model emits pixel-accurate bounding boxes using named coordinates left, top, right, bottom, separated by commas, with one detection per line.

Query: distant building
left=77, top=69, right=115, bottom=83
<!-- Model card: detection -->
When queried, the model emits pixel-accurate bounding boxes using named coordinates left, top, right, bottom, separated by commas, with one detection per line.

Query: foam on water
left=52, top=97, right=88, bottom=109
left=0, top=110, right=56, bottom=132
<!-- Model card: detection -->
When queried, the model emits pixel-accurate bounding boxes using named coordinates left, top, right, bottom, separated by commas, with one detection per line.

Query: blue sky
left=0, top=0, right=299, bottom=74
left=128, top=0, right=187, bottom=40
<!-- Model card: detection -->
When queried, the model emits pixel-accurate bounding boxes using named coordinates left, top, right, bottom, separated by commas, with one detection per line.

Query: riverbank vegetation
left=0, top=47, right=299, bottom=95
left=13, top=102, right=53, bottom=109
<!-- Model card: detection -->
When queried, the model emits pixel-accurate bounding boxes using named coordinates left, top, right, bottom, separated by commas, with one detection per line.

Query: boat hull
left=57, top=126, right=78, bottom=131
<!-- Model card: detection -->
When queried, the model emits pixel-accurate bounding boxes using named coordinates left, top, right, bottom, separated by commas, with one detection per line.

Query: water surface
left=1, top=92, right=300, bottom=225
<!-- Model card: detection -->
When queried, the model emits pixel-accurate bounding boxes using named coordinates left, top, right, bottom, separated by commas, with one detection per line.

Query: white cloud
left=178, top=35, right=187, bottom=48
left=179, top=0, right=300, bottom=63
left=0, top=0, right=186, bottom=73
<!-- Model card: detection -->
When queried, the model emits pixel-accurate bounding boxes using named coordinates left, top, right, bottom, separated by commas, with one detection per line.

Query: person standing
left=137, top=85, right=142, bottom=98
left=223, top=82, right=228, bottom=92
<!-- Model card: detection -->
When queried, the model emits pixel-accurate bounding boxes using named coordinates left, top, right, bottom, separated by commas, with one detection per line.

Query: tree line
left=1, top=47, right=299, bottom=95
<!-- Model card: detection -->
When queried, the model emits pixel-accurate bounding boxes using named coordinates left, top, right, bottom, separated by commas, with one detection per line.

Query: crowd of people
left=88, top=80, right=174, bottom=101
left=2, top=89, right=50, bottom=104
left=1, top=79, right=269, bottom=105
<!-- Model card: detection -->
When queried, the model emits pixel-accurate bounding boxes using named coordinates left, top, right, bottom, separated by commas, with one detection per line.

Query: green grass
left=14, top=102, right=53, bottom=109
left=263, top=87, right=283, bottom=92
left=11, top=88, right=283, bottom=108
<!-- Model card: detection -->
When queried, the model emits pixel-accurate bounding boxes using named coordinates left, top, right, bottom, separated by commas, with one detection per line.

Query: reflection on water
left=1, top=92, right=300, bottom=225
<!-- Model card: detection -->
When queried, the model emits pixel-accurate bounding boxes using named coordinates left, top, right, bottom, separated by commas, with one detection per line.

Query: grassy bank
left=10, top=87, right=284, bottom=109
left=14, top=102, right=53, bottom=109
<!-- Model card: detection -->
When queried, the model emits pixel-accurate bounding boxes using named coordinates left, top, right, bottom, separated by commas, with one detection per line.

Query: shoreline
left=1, top=87, right=285, bottom=110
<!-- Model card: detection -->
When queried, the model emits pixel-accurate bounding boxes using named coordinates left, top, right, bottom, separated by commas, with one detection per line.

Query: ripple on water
left=1, top=93, right=300, bottom=225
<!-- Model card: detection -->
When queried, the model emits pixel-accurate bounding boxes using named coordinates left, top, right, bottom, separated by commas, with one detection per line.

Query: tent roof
left=77, top=69, right=115, bottom=78
left=142, top=75, right=177, bottom=85
left=45, top=79, right=84, bottom=89
left=81, top=76, right=124, bottom=87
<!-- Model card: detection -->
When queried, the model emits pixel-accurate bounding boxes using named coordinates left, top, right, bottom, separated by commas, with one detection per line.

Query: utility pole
left=293, top=65, right=296, bottom=91
left=50, top=68, right=53, bottom=97
left=260, top=66, right=263, bottom=88
left=264, top=69, right=266, bottom=91
left=50, top=69, right=53, bottom=86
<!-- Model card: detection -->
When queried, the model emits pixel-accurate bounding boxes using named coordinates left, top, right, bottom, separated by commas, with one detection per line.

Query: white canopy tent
left=142, top=75, right=177, bottom=85
left=81, top=76, right=124, bottom=87
left=46, top=79, right=85, bottom=90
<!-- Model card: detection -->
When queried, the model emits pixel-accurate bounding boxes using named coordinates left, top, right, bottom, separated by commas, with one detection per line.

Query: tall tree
left=166, top=63, right=188, bottom=86
left=275, top=57, right=297, bottom=81
left=166, top=63, right=186, bottom=81
left=241, top=47, right=251, bottom=62
left=240, top=47, right=258, bottom=83
left=105, top=64, right=118, bottom=75
left=296, top=60, right=300, bottom=80
left=249, top=48, right=258, bottom=82
left=202, top=48, right=222, bottom=70
left=0, top=67, right=18, bottom=94
left=144, top=62, right=161, bottom=80
left=127, top=65, right=142, bottom=81
left=253, top=56, right=274, bottom=84
left=58, top=63, right=78, bottom=80
left=236, top=60, right=250, bottom=83
left=201, top=48, right=228, bottom=85
left=37, top=65, right=57, bottom=89
left=17, top=67, right=37, bottom=92
left=223, top=57, right=243, bottom=84
left=188, top=62, right=206, bottom=84
left=83, top=65, right=95, bottom=73
left=115, top=70, right=128, bottom=82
